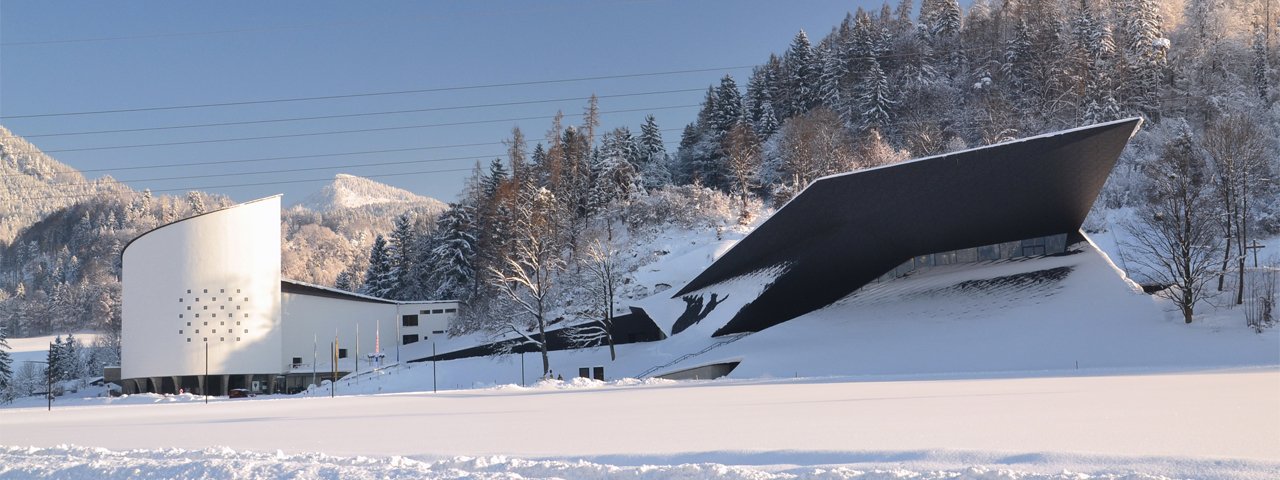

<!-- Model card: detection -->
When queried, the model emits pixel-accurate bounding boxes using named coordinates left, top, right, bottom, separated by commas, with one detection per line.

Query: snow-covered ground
left=2, top=369, right=1278, bottom=479
left=6, top=334, right=100, bottom=367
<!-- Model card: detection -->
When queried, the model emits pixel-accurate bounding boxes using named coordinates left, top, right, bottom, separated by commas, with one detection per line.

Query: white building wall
left=280, top=292, right=398, bottom=370
left=121, top=196, right=283, bottom=380
left=396, top=302, right=456, bottom=346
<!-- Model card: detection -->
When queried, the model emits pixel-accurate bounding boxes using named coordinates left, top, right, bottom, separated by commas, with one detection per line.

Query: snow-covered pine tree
left=483, top=158, right=509, bottom=199
left=334, top=271, right=353, bottom=292
left=1253, top=16, right=1269, bottom=101
left=0, top=323, right=12, bottom=402
left=386, top=213, right=418, bottom=300
left=1116, top=0, right=1168, bottom=120
left=894, top=0, right=914, bottom=33
left=638, top=115, right=671, bottom=190
left=428, top=204, right=477, bottom=302
left=63, top=333, right=83, bottom=382
left=817, top=41, right=846, bottom=120
left=47, top=336, right=64, bottom=384
left=360, top=235, right=393, bottom=298
left=1003, top=19, right=1034, bottom=95
left=588, top=141, right=642, bottom=216
left=783, top=30, right=819, bottom=117
left=856, top=58, right=896, bottom=131
left=712, top=75, right=745, bottom=135
left=186, top=191, right=206, bottom=216
left=932, top=0, right=962, bottom=38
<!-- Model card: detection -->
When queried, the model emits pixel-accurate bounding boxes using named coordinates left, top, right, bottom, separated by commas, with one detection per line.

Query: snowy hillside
left=297, top=173, right=446, bottom=212
left=385, top=238, right=1276, bottom=390
left=0, top=126, right=131, bottom=242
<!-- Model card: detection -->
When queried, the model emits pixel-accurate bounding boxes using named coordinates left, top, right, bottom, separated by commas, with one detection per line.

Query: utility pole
left=331, top=335, right=337, bottom=398
left=204, top=341, right=209, bottom=405
left=1245, top=240, right=1266, bottom=268
left=355, top=324, right=360, bottom=385
left=432, top=341, right=437, bottom=393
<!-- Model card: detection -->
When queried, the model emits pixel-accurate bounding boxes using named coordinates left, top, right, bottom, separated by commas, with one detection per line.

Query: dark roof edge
left=280, top=278, right=458, bottom=305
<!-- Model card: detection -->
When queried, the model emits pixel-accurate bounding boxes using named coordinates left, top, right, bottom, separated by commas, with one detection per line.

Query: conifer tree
left=1116, top=0, right=1168, bottom=120
left=334, top=271, right=353, bottom=292
left=783, top=30, right=819, bottom=117
left=1254, top=17, right=1270, bottom=101
left=47, top=336, right=64, bottom=384
left=483, top=159, right=509, bottom=199
left=856, top=58, right=896, bottom=131
left=360, top=235, right=393, bottom=298
left=428, top=204, right=478, bottom=301
left=0, top=324, right=12, bottom=402
left=638, top=115, right=671, bottom=189
left=387, top=213, right=418, bottom=300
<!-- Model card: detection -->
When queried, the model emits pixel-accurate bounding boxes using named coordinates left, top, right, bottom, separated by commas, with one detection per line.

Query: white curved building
left=121, top=196, right=456, bottom=395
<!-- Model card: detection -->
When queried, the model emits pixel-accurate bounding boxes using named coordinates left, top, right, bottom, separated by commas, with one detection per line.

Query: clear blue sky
left=2, top=1, right=891, bottom=204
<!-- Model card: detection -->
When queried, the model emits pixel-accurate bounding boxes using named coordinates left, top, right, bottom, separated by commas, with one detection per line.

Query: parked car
left=228, top=388, right=255, bottom=398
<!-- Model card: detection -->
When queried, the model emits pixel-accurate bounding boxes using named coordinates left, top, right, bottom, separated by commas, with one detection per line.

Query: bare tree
left=1204, top=112, right=1271, bottom=304
left=487, top=183, right=564, bottom=377
left=565, top=239, right=623, bottom=360
left=723, top=122, right=762, bottom=225
left=775, top=108, right=856, bottom=204
left=1123, top=129, right=1222, bottom=324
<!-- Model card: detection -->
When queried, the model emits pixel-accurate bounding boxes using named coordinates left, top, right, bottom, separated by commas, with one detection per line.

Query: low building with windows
left=120, top=195, right=458, bottom=395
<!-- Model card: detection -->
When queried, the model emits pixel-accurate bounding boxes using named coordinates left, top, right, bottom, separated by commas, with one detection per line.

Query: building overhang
left=673, top=118, right=1143, bottom=336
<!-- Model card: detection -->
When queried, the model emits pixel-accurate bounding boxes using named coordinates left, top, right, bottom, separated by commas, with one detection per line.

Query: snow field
left=3, top=369, right=1278, bottom=479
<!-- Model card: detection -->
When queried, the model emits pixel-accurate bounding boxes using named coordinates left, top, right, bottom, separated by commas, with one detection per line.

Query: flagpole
left=311, top=333, right=317, bottom=395
left=355, top=323, right=360, bottom=385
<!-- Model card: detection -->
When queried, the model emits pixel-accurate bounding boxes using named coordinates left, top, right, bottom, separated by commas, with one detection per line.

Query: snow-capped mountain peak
left=297, top=173, right=445, bottom=212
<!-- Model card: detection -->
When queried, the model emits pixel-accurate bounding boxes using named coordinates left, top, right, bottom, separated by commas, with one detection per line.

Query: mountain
left=0, top=125, right=132, bottom=244
left=297, top=173, right=446, bottom=213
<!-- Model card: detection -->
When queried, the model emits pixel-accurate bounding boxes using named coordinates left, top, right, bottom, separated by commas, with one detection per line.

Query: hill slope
left=0, top=125, right=131, bottom=243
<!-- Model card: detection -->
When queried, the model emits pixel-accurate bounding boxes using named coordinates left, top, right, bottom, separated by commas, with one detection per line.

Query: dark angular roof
left=675, top=118, right=1143, bottom=336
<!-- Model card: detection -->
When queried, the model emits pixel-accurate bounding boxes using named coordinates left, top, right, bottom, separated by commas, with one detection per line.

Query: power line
left=37, top=105, right=699, bottom=153
left=14, top=138, right=688, bottom=189
left=36, top=154, right=504, bottom=189
left=1, top=67, right=752, bottom=119
left=20, top=167, right=480, bottom=202
left=2, top=128, right=686, bottom=179
left=2, top=44, right=1022, bottom=121
left=21, top=88, right=706, bottom=138
left=0, top=3, right=649, bottom=47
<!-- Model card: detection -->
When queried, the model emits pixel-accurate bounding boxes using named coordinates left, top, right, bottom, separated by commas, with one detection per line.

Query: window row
left=182, top=320, right=243, bottom=327
left=179, top=297, right=250, bottom=303
left=418, top=308, right=457, bottom=315
left=178, top=328, right=249, bottom=334
left=179, top=313, right=250, bottom=318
